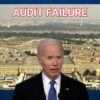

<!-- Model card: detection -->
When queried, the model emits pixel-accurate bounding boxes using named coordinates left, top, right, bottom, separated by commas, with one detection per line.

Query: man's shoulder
left=16, top=73, right=42, bottom=88
left=61, top=73, right=85, bottom=87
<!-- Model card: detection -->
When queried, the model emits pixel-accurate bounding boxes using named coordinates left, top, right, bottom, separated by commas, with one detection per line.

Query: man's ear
left=37, top=54, right=42, bottom=65
left=37, top=54, right=40, bottom=61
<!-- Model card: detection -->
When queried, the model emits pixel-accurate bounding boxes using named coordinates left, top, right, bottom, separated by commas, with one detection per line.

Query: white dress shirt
left=42, top=72, right=61, bottom=100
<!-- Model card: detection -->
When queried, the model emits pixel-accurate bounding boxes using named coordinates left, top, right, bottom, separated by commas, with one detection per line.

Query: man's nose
left=53, top=59, right=58, bottom=65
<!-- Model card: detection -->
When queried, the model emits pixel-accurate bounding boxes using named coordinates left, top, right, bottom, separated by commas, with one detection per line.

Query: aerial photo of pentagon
left=0, top=19, right=100, bottom=90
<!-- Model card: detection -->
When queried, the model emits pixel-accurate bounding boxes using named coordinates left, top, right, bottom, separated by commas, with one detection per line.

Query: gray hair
left=37, top=38, right=64, bottom=55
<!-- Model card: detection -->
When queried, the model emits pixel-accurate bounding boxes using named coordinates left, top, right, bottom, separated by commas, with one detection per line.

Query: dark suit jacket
left=13, top=73, right=89, bottom=100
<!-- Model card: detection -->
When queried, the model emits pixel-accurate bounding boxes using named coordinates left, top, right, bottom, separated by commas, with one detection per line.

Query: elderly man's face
left=37, top=43, right=64, bottom=80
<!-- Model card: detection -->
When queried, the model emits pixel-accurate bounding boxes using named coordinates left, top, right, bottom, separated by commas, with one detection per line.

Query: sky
left=0, top=4, right=100, bottom=22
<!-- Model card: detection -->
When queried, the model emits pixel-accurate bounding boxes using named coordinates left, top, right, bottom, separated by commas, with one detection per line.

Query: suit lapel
left=58, top=74, right=72, bottom=100
left=31, top=73, right=46, bottom=100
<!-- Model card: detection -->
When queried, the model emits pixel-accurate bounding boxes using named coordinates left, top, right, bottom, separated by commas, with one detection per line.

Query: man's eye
left=47, top=56, right=53, bottom=59
left=57, top=56, right=61, bottom=59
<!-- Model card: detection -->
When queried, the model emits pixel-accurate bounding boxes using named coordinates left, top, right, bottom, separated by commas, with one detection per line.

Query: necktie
left=48, top=80, right=57, bottom=100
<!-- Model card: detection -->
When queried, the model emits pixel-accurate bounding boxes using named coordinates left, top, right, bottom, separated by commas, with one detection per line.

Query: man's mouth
left=51, top=68, right=59, bottom=72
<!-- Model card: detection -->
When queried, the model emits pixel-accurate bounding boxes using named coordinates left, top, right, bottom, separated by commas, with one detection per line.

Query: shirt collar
left=42, top=72, right=51, bottom=86
left=42, top=72, right=61, bottom=96
left=42, top=72, right=61, bottom=85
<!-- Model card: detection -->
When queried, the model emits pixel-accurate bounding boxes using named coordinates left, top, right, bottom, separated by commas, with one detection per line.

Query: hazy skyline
left=0, top=4, right=100, bottom=22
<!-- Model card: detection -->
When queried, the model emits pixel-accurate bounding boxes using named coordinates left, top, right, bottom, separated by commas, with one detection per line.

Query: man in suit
left=13, top=38, right=89, bottom=100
